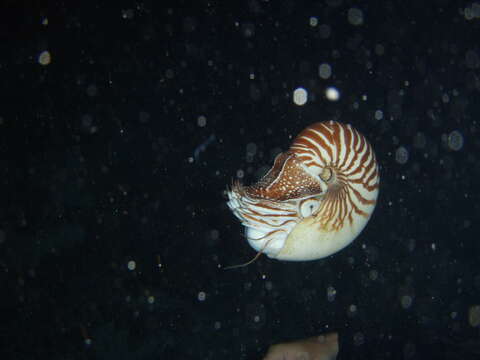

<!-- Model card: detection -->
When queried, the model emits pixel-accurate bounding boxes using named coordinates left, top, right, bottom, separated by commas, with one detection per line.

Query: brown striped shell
left=227, top=121, right=379, bottom=262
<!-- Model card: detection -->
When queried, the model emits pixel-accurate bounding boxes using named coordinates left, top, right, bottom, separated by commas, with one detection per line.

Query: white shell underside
left=227, top=188, right=378, bottom=261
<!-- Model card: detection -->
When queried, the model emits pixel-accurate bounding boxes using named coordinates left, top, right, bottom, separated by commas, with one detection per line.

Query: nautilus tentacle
left=227, top=121, right=379, bottom=262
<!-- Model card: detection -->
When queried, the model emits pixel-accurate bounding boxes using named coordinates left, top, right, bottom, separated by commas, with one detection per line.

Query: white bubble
left=318, top=63, right=332, bottom=79
left=469, top=305, right=480, bottom=327
left=309, top=17, right=318, bottom=27
left=127, top=260, right=136, bottom=270
left=38, top=50, right=51, bottom=66
left=293, top=87, right=308, bottom=106
left=325, top=87, right=340, bottom=101
left=395, top=146, right=409, bottom=164
left=447, top=130, right=463, bottom=151
left=327, top=286, right=336, bottom=302
left=197, top=115, right=207, bottom=127
left=198, top=291, right=206, bottom=301
left=348, top=8, right=364, bottom=26
left=374, top=110, right=383, bottom=120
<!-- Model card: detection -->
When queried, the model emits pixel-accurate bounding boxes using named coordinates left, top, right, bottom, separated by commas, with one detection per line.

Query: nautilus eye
left=227, top=120, right=380, bottom=262
left=300, top=198, right=321, bottom=218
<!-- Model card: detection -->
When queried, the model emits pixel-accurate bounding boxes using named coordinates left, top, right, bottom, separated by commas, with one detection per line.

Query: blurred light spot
left=318, top=24, right=331, bottom=39
left=241, top=23, right=255, bottom=38
left=293, top=87, right=308, bottom=105
left=413, top=132, right=426, bottom=149
left=327, top=286, right=336, bottom=302
left=400, top=295, right=413, bottom=309
left=395, top=146, right=409, bottom=164
left=127, top=260, right=136, bottom=270
left=469, top=305, right=480, bottom=327
left=447, top=130, right=464, bottom=151
left=325, top=86, right=340, bottom=101
left=353, top=332, right=365, bottom=346
left=309, top=17, right=318, bottom=27
left=198, top=291, right=206, bottom=301
left=38, top=50, right=51, bottom=66
left=374, top=110, right=383, bottom=120
left=318, top=63, right=332, bottom=79
left=348, top=8, right=364, bottom=26
left=197, top=115, right=207, bottom=127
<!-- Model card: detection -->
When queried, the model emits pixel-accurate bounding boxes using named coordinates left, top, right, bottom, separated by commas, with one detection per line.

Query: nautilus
left=227, top=121, right=379, bottom=263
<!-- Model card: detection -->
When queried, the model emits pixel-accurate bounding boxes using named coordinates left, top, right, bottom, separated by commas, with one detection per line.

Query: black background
left=2, top=0, right=480, bottom=359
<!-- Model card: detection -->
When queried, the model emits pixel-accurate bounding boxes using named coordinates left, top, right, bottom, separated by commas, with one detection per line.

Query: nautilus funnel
left=227, top=121, right=380, bottom=261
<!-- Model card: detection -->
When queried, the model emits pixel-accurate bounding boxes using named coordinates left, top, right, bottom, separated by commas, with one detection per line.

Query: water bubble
left=395, top=146, right=409, bottom=164
left=197, top=115, right=207, bottom=127
left=38, top=50, right=51, bottom=66
left=318, top=63, right=332, bottom=79
left=198, top=291, right=206, bottom=301
left=309, top=17, right=318, bottom=27
left=447, top=130, right=464, bottom=151
left=468, top=305, right=480, bottom=327
left=374, top=110, right=383, bottom=120
left=327, top=286, right=336, bottom=302
left=348, top=8, right=364, bottom=26
left=293, top=87, right=308, bottom=106
left=325, top=86, right=340, bottom=101
left=127, top=260, right=136, bottom=271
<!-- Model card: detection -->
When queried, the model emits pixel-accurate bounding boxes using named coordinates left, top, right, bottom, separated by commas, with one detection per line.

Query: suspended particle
left=127, top=260, right=136, bottom=270
left=198, top=291, right=206, bottom=301
left=400, top=295, right=413, bottom=309
left=293, top=87, right=308, bottom=106
left=38, top=50, right=51, bottom=66
left=374, top=110, right=383, bottom=120
left=325, top=86, right=340, bottom=101
left=447, top=130, right=464, bottom=151
left=309, top=17, right=318, bottom=27
left=395, top=146, right=409, bottom=165
left=318, top=63, right=332, bottom=79
left=197, top=115, right=207, bottom=127
left=468, top=305, right=480, bottom=327
left=348, top=8, right=364, bottom=26
left=327, top=286, right=337, bottom=302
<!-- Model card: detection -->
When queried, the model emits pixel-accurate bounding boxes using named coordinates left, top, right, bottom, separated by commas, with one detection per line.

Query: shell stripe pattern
left=289, top=121, right=379, bottom=231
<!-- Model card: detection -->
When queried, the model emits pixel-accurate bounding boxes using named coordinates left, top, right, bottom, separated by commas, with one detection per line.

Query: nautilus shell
left=227, top=121, right=379, bottom=262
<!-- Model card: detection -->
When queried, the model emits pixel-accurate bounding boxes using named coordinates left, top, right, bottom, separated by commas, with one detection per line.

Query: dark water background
left=2, top=1, right=480, bottom=359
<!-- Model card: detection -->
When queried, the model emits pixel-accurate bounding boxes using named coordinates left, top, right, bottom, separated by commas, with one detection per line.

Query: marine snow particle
left=395, top=146, right=409, bottom=165
left=38, top=50, right=51, bottom=66
left=309, top=17, right=318, bottom=27
left=197, top=115, right=207, bottom=127
left=127, top=260, right=136, bottom=270
left=293, top=87, right=308, bottom=106
left=325, top=86, right=340, bottom=101
left=198, top=291, right=206, bottom=301
left=447, top=130, right=464, bottom=151
left=400, top=295, right=413, bottom=309
left=318, top=63, right=332, bottom=79
left=468, top=305, right=480, bottom=327
left=348, top=8, right=364, bottom=26
left=374, top=110, right=383, bottom=121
